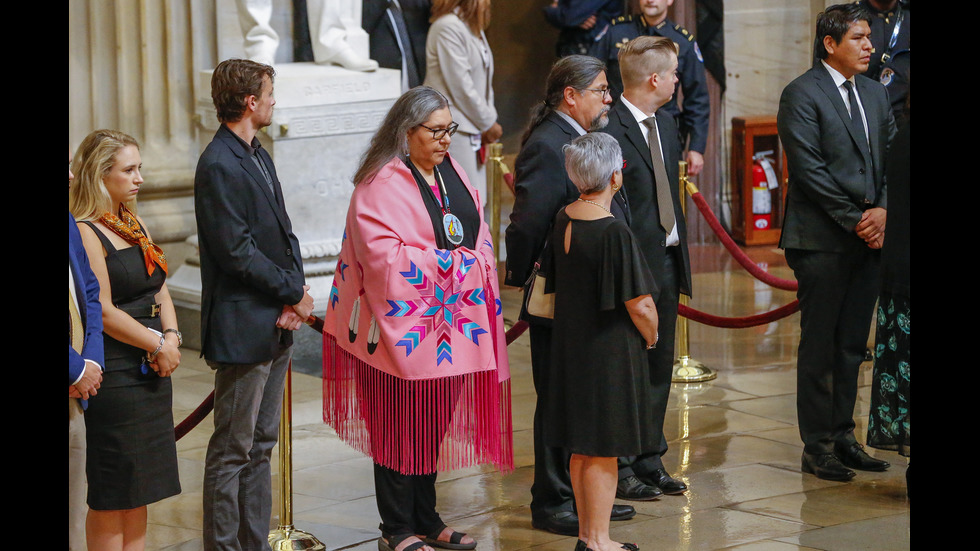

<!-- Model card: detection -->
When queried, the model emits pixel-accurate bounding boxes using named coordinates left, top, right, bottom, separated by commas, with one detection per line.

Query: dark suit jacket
left=505, top=111, right=630, bottom=287
left=777, top=64, right=895, bottom=253
left=602, top=100, right=691, bottom=300
left=362, top=0, right=431, bottom=85
left=69, top=212, right=104, bottom=386
left=194, top=125, right=306, bottom=364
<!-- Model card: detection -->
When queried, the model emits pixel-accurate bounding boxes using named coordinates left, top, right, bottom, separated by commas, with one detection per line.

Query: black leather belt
left=117, top=302, right=161, bottom=318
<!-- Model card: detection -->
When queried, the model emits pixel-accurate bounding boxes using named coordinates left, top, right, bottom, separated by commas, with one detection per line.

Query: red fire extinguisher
left=752, top=151, right=778, bottom=230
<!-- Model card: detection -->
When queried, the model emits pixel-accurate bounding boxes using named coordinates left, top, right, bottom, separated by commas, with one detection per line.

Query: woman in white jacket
left=424, top=0, right=502, bottom=206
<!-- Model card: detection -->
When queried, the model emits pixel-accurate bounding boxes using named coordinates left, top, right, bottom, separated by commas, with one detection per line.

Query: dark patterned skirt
left=867, top=292, right=910, bottom=456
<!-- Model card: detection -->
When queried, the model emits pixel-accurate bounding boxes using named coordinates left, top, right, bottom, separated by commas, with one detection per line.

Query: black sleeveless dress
left=544, top=210, right=659, bottom=457
left=83, top=222, right=180, bottom=510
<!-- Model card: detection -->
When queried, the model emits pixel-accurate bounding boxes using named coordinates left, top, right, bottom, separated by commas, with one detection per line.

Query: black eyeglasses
left=418, top=122, right=459, bottom=140
left=581, top=87, right=610, bottom=98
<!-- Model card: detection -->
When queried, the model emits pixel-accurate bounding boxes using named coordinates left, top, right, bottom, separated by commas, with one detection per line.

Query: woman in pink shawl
left=322, top=86, right=512, bottom=551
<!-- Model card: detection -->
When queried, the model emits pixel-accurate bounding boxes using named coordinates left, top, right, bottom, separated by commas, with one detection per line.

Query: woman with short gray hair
left=545, top=133, right=659, bottom=551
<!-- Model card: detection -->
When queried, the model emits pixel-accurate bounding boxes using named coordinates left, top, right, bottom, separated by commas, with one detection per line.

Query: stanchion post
left=487, top=142, right=503, bottom=263
left=268, top=364, right=325, bottom=550
left=673, top=161, right=717, bottom=383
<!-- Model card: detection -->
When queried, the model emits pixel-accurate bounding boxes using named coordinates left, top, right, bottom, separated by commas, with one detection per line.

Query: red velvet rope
left=678, top=300, right=799, bottom=328
left=175, top=317, right=533, bottom=441
left=175, top=390, right=214, bottom=441
left=688, top=191, right=798, bottom=292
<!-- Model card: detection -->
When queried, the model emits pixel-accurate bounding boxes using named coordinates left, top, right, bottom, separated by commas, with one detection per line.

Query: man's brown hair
left=210, top=58, right=275, bottom=123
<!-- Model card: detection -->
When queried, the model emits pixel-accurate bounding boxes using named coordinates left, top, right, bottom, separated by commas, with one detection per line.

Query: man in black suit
left=505, top=55, right=635, bottom=536
left=601, top=35, right=692, bottom=500
left=196, top=58, right=314, bottom=551
left=778, top=4, right=894, bottom=481
left=362, top=0, right=430, bottom=91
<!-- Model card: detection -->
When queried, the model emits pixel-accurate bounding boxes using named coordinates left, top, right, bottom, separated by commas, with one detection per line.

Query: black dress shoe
left=574, top=541, right=639, bottom=551
left=801, top=452, right=855, bottom=481
left=611, top=504, right=636, bottom=521
left=834, top=442, right=890, bottom=472
left=644, top=468, right=688, bottom=495
left=532, top=510, right=578, bottom=536
left=616, top=475, right=662, bottom=501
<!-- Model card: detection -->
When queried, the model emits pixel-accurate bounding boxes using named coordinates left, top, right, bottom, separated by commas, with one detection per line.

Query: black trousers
left=619, top=246, right=679, bottom=478
left=786, top=247, right=879, bottom=454
left=364, top=374, right=459, bottom=537
left=374, top=463, right=442, bottom=537
left=529, top=323, right=575, bottom=517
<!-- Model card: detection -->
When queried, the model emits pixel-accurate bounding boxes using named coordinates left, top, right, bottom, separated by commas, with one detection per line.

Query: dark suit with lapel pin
left=777, top=62, right=895, bottom=457
left=196, top=123, right=306, bottom=551
left=602, top=98, right=691, bottom=480
left=506, top=110, right=630, bottom=526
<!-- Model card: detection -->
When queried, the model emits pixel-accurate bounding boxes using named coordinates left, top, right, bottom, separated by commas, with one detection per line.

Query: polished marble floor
left=146, top=244, right=909, bottom=551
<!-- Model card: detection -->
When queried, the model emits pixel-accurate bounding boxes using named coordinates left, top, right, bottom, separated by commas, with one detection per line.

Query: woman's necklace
left=434, top=166, right=464, bottom=247
left=577, top=197, right=611, bottom=214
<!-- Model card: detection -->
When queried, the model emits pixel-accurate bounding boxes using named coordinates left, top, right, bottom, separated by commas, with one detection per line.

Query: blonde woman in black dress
left=70, top=130, right=181, bottom=551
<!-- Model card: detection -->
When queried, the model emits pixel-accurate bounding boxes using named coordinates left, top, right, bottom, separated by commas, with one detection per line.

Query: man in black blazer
left=195, top=59, right=314, bottom=551
left=778, top=4, right=894, bottom=481
left=601, top=35, right=692, bottom=499
left=505, top=55, right=635, bottom=536
left=362, top=0, right=431, bottom=91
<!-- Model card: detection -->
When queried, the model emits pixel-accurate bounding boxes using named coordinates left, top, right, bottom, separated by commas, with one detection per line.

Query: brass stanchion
left=486, top=142, right=504, bottom=263
left=672, top=161, right=716, bottom=383
left=268, top=364, right=325, bottom=551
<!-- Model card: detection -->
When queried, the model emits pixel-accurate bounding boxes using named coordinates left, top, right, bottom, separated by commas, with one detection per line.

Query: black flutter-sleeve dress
left=544, top=208, right=659, bottom=457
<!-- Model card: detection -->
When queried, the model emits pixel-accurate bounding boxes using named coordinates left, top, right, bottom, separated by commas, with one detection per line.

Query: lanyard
left=433, top=166, right=464, bottom=247
left=434, top=166, right=452, bottom=216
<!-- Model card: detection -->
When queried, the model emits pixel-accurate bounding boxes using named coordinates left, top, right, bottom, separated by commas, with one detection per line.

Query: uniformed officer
left=860, top=0, right=909, bottom=122
left=591, top=0, right=709, bottom=175
left=544, top=0, right=624, bottom=57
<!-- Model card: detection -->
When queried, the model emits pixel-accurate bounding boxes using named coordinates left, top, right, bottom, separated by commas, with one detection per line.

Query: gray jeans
left=203, top=347, right=291, bottom=551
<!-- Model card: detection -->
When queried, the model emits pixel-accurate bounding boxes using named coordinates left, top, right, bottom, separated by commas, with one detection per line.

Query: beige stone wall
left=68, top=0, right=217, bottom=246
left=724, top=0, right=831, bottom=125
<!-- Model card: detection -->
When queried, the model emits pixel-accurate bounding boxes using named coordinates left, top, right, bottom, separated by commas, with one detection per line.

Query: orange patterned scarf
left=99, top=205, right=168, bottom=276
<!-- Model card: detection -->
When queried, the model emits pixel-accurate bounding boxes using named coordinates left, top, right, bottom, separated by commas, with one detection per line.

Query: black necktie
left=843, top=80, right=875, bottom=203
left=388, top=0, right=421, bottom=88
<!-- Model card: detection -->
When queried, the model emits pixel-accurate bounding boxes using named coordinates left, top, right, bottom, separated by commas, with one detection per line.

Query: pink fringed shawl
left=322, top=156, right=513, bottom=475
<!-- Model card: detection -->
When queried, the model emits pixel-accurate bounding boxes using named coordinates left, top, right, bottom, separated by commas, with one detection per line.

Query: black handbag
left=520, top=236, right=555, bottom=323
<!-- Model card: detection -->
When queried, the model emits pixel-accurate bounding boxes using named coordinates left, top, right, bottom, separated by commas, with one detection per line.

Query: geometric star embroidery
left=385, top=251, right=488, bottom=365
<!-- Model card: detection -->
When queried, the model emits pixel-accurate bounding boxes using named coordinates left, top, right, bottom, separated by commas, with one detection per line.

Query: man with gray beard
left=505, top=54, right=634, bottom=536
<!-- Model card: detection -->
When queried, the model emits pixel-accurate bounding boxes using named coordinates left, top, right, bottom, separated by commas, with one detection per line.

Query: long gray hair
left=353, top=86, right=450, bottom=185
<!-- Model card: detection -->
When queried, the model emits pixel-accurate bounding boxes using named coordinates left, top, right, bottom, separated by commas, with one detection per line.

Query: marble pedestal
left=170, top=63, right=399, bottom=372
